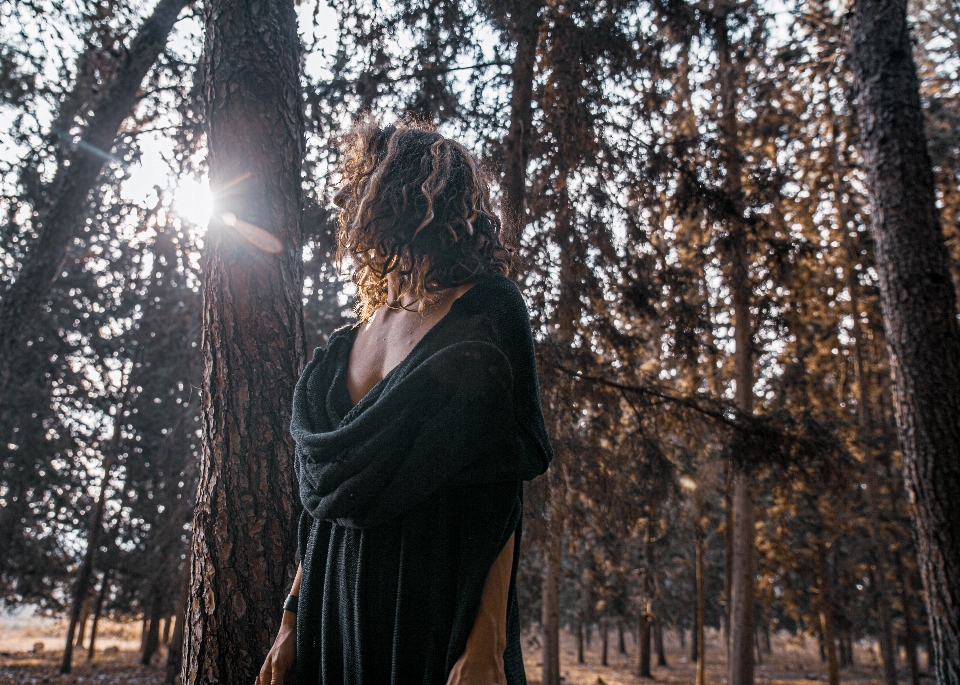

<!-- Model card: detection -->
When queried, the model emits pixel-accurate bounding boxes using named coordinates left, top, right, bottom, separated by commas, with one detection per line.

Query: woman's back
left=347, top=280, right=476, bottom=407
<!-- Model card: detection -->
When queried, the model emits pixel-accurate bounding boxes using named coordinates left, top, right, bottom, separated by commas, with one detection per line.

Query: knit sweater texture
left=291, top=273, right=553, bottom=685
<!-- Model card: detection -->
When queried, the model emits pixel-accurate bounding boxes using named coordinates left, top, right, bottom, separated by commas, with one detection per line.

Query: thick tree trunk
left=619, top=622, right=627, bottom=654
left=180, top=0, right=305, bottom=682
left=827, top=93, right=899, bottom=685
left=87, top=569, right=110, bottom=661
left=0, top=0, right=192, bottom=373
left=849, top=2, right=960, bottom=682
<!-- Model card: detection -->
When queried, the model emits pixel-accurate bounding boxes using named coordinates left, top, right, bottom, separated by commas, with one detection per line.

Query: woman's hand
left=258, top=610, right=296, bottom=685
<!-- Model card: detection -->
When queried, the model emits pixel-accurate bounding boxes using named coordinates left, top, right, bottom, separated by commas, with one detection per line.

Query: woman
left=258, top=118, right=553, bottom=685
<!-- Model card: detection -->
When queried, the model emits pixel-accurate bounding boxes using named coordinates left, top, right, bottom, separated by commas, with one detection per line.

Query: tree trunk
left=180, top=0, right=305, bottom=682
left=75, top=602, right=90, bottom=649
left=729, top=472, right=756, bottom=685
left=696, top=519, right=706, bottom=685
left=717, top=10, right=756, bottom=685
left=140, top=616, right=150, bottom=656
left=167, top=563, right=190, bottom=685
left=542, top=173, right=576, bottom=685
left=501, top=0, right=541, bottom=251
left=654, top=620, right=667, bottom=667
left=638, top=609, right=652, bottom=678
left=141, top=585, right=163, bottom=666
left=602, top=620, right=609, bottom=666
left=0, top=0, right=192, bottom=374
left=850, top=2, right=960, bottom=682
left=577, top=621, right=585, bottom=664
left=61, top=391, right=129, bottom=674
left=162, top=616, right=171, bottom=646
left=895, top=553, right=922, bottom=685
left=826, top=92, right=899, bottom=685
left=87, top=569, right=110, bottom=661
left=723, top=486, right=733, bottom=653
left=541, top=473, right=565, bottom=685
left=817, top=542, right=840, bottom=685
left=619, top=622, right=627, bottom=654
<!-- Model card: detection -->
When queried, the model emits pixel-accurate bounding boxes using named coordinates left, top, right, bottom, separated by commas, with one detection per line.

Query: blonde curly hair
left=333, top=117, right=515, bottom=322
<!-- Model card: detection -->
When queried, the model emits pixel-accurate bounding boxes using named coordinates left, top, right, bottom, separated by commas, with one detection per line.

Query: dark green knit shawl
left=291, top=273, right=553, bottom=684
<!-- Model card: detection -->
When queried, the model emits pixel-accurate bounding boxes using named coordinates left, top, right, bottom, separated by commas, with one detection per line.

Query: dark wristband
left=283, top=594, right=298, bottom=614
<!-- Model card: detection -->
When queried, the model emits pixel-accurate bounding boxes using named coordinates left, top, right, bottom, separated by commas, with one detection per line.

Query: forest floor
left=520, top=629, right=908, bottom=685
left=0, top=613, right=918, bottom=685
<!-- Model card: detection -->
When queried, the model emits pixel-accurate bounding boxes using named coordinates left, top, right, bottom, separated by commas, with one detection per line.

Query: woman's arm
left=257, top=564, right=302, bottom=685
left=446, top=534, right=515, bottom=685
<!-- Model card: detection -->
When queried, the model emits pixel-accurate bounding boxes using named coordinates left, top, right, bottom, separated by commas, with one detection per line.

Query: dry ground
left=0, top=613, right=918, bottom=685
left=520, top=628, right=904, bottom=685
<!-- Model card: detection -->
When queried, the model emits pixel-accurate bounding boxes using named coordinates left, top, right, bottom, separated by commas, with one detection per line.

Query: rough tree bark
left=0, top=0, right=192, bottom=373
left=826, top=92, right=899, bottom=685
left=849, top=1, right=960, bottom=683
left=716, top=10, right=756, bottom=685
left=180, top=0, right=305, bottom=680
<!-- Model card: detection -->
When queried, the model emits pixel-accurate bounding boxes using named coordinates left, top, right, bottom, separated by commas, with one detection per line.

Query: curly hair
left=333, top=117, right=515, bottom=322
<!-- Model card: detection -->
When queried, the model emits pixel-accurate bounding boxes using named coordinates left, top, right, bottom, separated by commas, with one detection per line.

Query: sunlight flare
left=173, top=179, right=214, bottom=227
